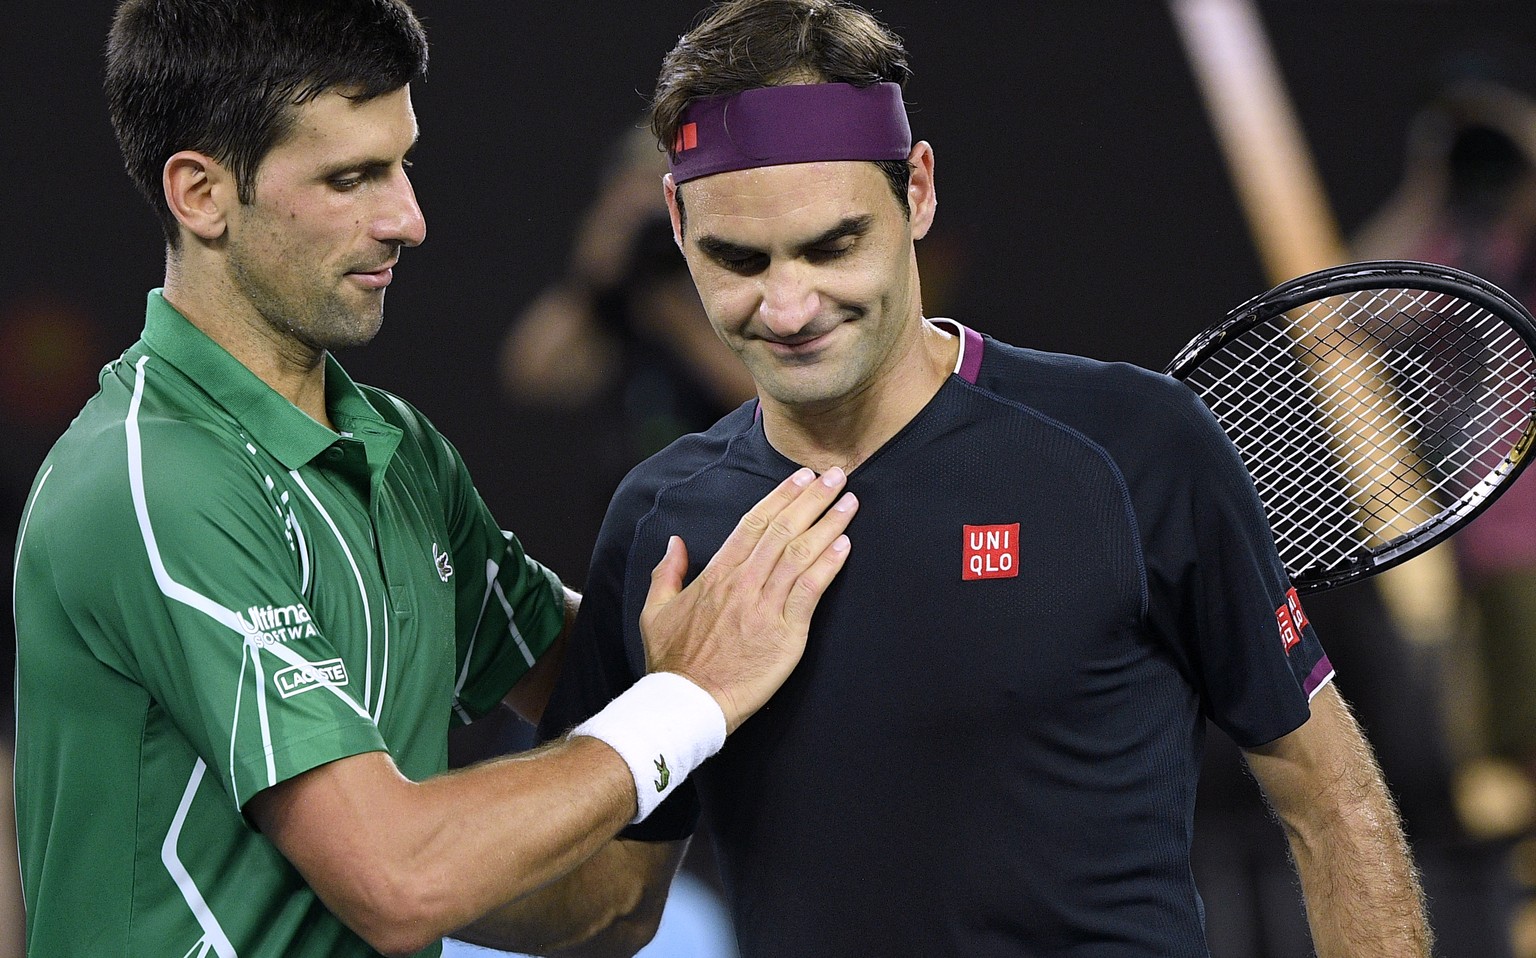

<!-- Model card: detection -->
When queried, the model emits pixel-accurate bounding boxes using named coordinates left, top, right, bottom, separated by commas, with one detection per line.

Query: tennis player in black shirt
left=531, top=2, right=1432, bottom=955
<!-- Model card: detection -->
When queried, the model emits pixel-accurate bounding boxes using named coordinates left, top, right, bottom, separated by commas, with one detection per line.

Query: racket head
left=1166, top=260, right=1536, bottom=593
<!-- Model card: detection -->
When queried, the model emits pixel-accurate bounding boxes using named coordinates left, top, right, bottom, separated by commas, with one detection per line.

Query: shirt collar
left=928, top=318, right=984, bottom=383
left=139, top=289, right=390, bottom=470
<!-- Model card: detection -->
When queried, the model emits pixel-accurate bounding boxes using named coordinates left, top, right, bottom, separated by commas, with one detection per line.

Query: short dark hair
left=652, top=0, right=914, bottom=220
left=106, top=0, right=429, bottom=247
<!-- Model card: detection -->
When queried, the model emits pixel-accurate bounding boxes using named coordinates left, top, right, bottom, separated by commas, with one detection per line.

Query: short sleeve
left=1137, top=382, right=1332, bottom=748
left=440, top=445, right=564, bottom=721
left=53, top=419, right=386, bottom=811
left=366, top=390, right=566, bottom=722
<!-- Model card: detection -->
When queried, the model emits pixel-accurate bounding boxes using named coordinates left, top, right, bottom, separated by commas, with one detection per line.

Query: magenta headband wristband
left=667, top=81, right=912, bottom=184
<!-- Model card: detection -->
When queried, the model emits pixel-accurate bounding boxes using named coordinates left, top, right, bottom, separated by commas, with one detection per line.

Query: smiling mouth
left=768, top=334, right=827, bottom=354
left=755, top=338, right=822, bottom=368
left=346, top=261, right=397, bottom=289
left=761, top=319, right=850, bottom=357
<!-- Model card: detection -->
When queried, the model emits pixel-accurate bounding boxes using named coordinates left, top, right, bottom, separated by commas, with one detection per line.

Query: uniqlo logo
left=963, top=523, right=1019, bottom=580
left=1285, top=587, right=1309, bottom=631
left=1276, top=603, right=1300, bottom=654
left=674, top=122, right=698, bottom=152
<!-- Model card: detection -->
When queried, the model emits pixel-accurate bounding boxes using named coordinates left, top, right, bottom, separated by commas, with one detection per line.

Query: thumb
left=645, top=535, right=688, bottom=610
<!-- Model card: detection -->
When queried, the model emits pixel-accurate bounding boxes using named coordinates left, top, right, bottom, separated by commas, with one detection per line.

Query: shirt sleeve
left=1137, top=380, right=1333, bottom=748
left=440, top=446, right=565, bottom=722
left=56, top=417, right=386, bottom=811
left=369, top=389, right=566, bottom=723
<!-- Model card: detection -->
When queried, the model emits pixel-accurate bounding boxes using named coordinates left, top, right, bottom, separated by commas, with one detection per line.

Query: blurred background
left=5, top=2, right=1536, bottom=956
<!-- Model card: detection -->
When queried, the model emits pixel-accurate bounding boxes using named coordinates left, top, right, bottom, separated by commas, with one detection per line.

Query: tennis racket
left=1167, top=260, right=1536, bottom=593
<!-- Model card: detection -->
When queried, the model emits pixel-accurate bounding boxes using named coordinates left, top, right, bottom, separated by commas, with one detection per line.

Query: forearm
left=252, top=468, right=857, bottom=956
left=401, top=739, right=639, bottom=937
left=454, top=838, right=685, bottom=957
left=1275, top=769, right=1431, bottom=957
left=251, top=737, right=638, bottom=956
left=1245, top=687, right=1432, bottom=958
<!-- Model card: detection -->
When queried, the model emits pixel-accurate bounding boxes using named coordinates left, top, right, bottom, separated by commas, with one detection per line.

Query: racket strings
left=1180, top=285, right=1536, bottom=577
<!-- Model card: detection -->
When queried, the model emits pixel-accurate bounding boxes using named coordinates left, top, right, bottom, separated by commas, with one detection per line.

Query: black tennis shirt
left=541, top=323, right=1332, bottom=957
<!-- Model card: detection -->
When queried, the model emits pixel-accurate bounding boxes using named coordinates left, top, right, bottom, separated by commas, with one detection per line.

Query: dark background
left=5, top=1, right=1532, bottom=583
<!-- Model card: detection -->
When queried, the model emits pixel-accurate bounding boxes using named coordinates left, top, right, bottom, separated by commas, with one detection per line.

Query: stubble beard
left=229, top=253, right=385, bottom=355
left=744, top=338, right=869, bottom=411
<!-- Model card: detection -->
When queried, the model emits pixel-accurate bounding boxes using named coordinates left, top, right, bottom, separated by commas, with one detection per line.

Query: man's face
left=668, top=154, right=932, bottom=411
left=223, top=85, right=425, bottom=353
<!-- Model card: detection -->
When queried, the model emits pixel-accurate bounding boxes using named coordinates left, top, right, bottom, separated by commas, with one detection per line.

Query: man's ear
left=663, top=172, right=685, bottom=248
left=163, top=150, right=235, bottom=242
left=907, top=141, right=937, bottom=241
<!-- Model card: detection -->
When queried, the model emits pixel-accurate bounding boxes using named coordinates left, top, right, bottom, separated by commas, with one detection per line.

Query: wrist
left=570, top=672, right=727, bottom=823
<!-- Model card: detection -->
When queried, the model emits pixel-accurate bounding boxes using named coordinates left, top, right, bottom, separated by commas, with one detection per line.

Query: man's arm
left=451, top=589, right=678, bottom=958
left=453, top=838, right=685, bottom=957
left=248, top=739, right=636, bottom=957
left=247, top=467, right=857, bottom=957
left=503, top=585, right=581, bottom=728
left=1242, top=683, right=1433, bottom=958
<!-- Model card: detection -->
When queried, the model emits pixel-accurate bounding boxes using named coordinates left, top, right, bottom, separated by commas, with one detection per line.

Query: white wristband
left=570, top=672, right=728, bottom=823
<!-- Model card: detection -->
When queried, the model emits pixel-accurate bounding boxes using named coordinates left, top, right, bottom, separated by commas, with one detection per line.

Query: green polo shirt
left=13, top=291, right=564, bottom=956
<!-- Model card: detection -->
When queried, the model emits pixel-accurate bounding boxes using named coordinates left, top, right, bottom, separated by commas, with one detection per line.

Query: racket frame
left=1165, top=260, right=1536, bottom=592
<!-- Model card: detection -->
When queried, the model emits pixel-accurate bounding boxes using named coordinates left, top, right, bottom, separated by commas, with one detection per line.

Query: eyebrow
left=696, top=213, right=874, bottom=260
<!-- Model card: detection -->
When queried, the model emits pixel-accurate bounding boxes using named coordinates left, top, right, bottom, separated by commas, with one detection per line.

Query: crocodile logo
left=653, top=755, right=671, bottom=793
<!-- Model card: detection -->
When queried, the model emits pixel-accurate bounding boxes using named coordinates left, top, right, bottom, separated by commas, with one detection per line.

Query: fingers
left=704, top=467, right=826, bottom=572
left=636, top=468, right=858, bottom=732
left=738, top=467, right=854, bottom=591
left=764, top=479, right=856, bottom=629
left=782, top=530, right=853, bottom=627
left=706, top=466, right=851, bottom=584
left=645, top=535, right=688, bottom=609
left=765, top=482, right=857, bottom=590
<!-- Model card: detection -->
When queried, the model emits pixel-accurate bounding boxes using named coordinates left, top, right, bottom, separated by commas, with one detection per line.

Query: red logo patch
left=674, top=122, right=698, bottom=153
left=1285, top=587, right=1309, bottom=631
left=963, top=523, right=1020, bottom=580
left=1276, top=603, right=1300, bottom=654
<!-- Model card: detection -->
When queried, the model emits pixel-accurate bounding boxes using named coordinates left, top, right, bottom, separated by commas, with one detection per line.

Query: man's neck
left=760, top=318, right=960, bottom=474
left=162, top=262, right=335, bottom=430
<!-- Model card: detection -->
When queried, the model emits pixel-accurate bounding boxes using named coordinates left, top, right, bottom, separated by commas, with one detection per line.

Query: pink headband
left=667, top=82, right=912, bottom=185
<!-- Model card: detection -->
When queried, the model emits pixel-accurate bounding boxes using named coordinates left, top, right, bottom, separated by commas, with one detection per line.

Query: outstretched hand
left=640, top=467, right=856, bottom=733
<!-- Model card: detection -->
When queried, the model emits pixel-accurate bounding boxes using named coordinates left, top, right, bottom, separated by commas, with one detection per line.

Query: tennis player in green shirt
left=10, top=1, right=857, bottom=955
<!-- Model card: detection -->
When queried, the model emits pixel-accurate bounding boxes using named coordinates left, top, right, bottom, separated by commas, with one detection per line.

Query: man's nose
left=756, top=263, right=820, bottom=336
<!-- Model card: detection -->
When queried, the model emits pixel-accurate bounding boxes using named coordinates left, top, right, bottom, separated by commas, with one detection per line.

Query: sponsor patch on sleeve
left=1285, top=586, right=1309, bottom=631
left=1276, top=602, right=1300, bottom=654
left=275, top=658, right=349, bottom=699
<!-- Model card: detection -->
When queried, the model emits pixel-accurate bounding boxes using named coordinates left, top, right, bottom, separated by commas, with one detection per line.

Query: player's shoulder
left=976, top=335, right=1212, bottom=433
left=608, top=402, right=759, bottom=509
left=50, top=358, right=246, bottom=482
left=977, top=335, right=1188, bottom=403
left=30, top=369, right=271, bottom=557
